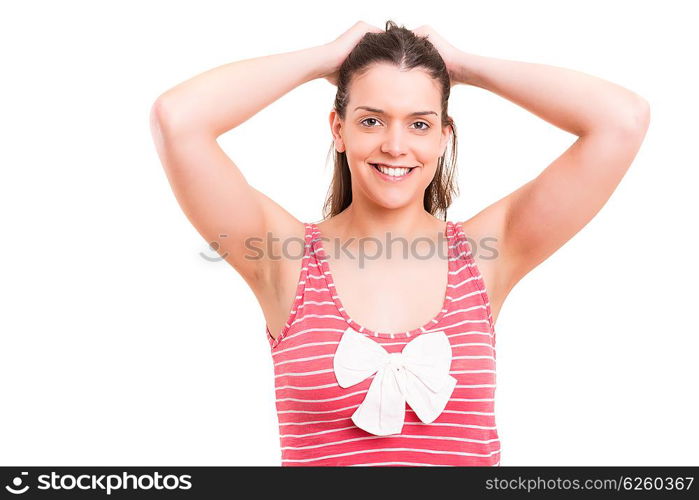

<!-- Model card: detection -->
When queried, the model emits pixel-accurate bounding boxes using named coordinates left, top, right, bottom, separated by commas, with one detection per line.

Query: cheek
left=422, top=161, right=441, bottom=181
left=344, top=134, right=441, bottom=167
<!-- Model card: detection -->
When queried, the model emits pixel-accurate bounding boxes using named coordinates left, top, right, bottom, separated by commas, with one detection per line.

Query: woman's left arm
left=454, top=50, right=650, bottom=290
left=414, top=21, right=651, bottom=294
left=454, top=51, right=649, bottom=136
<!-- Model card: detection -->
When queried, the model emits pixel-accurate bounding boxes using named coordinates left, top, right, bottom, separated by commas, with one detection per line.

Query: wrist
left=452, top=51, right=484, bottom=87
left=309, top=43, right=342, bottom=81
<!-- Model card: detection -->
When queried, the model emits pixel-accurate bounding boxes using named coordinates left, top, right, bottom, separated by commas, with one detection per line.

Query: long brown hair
left=322, top=19, right=459, bottom=222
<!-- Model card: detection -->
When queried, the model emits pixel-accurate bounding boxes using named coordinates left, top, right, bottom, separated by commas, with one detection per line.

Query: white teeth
left=375, top=164, right=412, bottom=176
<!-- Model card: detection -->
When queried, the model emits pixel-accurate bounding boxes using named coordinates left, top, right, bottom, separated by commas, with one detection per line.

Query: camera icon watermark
left=5, top=471, right=29, bottom=495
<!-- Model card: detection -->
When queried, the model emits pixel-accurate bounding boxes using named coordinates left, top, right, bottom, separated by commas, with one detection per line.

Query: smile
left=369, top=163, right=417, bottom=182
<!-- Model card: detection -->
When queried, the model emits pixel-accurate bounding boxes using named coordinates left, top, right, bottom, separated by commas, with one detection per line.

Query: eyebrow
left=353, top=106, right=438, bottom=118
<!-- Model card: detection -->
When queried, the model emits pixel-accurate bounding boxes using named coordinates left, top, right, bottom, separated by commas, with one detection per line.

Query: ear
left=440, top=121, right=451, bottom=156
left=328, top=108, right=345, bottom=153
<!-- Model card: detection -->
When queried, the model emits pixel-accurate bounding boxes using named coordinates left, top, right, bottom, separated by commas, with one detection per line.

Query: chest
left=323, top=247, right=450, bottom=334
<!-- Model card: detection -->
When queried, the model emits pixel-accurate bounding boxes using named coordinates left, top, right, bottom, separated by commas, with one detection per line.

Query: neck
left=336, top=204, right=445, bottom=241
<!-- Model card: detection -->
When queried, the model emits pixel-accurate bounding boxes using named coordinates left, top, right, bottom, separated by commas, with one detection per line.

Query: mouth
left=369, top=163, right=418, bottom=181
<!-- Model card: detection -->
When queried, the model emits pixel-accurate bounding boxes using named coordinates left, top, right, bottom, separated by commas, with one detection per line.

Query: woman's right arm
left=149, top=43, right=336, bottom=290
left=152, top=44, right=335, bottom=138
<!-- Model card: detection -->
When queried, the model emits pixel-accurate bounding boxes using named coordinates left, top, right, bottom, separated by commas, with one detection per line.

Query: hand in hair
left=320, top=20, right=383, bottom=86
left=411, top=25, right=462, bottom=87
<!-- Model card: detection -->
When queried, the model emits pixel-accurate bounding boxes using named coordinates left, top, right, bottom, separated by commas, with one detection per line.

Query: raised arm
left=454, top=50, right=650, bottom=296
left=413, top=24, right=650, bottom=303
left=150, top=22, right=382, bottom=294
left=149, top=43, right=332, bottom=290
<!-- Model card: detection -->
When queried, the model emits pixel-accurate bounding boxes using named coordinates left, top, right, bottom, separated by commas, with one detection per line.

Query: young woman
left=150, top=20, right=650, bottom=466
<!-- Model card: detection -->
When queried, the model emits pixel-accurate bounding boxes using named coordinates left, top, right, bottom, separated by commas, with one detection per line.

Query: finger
left=413, top=28, right=430, bottom=39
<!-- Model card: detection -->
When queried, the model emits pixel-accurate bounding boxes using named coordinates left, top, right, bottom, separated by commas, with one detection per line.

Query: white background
left=1, top=0, right=697, bottom=466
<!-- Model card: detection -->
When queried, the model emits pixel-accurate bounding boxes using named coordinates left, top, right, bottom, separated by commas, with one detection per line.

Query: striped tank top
left=265, top=220, right=500, bottom=466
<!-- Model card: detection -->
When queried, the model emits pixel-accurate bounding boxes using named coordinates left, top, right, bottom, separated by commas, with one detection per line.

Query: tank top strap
left=266, top=222, right=315, bottom=349
left=447, top=220, right=471, bottom=261
left=450, top=220, right=496, bottom=343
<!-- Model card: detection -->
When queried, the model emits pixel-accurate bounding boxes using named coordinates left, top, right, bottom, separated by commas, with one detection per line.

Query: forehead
left=347, top=63, right=442, bottom=115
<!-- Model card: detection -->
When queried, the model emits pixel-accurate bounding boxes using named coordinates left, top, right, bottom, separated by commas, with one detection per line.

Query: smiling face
left=330, top=62, right=451, bottom=211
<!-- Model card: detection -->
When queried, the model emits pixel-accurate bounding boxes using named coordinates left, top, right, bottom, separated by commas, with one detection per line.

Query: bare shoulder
left=459, top=201, right=517, bottom=325
left=242, top=186, right=307, bottom=299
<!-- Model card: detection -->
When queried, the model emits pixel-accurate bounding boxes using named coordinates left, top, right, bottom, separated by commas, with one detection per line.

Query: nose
left=380, top=125, right=410, bottom=157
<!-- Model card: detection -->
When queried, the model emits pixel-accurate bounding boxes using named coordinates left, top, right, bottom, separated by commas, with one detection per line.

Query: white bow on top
left=333, top=327, right=457, bottom=436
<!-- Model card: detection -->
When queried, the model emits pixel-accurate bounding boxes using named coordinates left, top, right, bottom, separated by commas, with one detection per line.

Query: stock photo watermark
left=199, top=231, right=499, bottom=268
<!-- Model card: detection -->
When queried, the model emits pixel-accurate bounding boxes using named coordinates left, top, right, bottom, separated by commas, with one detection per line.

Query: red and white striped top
left=266, top=220, right=500, bottom=466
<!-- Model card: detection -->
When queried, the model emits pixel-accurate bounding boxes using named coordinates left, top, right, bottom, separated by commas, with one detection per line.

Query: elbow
left=149, top=97, right=177, bottom=154
left=619, top=96, right=651, bottom=135
left=150, top=96, right=175, bottom=128
left=631, top=96, right=651, bottom=130
left=150, top=95, right=212, bottom=139
left=587, top=96, right=651, bottom=139
left=604, top=97, right=651, bottom=153
left=150, top=96, right=191, bottom=140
